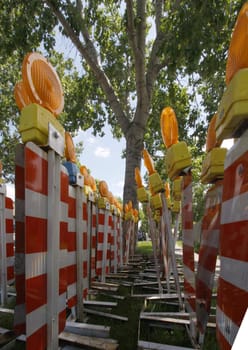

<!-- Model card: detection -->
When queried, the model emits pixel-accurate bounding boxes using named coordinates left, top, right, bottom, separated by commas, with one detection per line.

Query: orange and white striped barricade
left=110, top=209, right=117, bottom=273
left=5, top=196, right=15, bottom=287
left=196, top=180, right=222, bottom=344
left=116, top=213, right=123, bottom=268
left=96, top=201, right=111, bottom=281
left=123, top=218, right=134, bottom=265
left=88, top=192, right=97, bottom=281
left=216, top=131, right=248, bottom=349
left=21, top=142, right=67, bottom=349
left=181, top=171, right=196, bottom=336
left=14, top=144, right=26, bottom=335
left=82, top=192, right=89, bottom=299
left=0, top=185, right=15, bottom=305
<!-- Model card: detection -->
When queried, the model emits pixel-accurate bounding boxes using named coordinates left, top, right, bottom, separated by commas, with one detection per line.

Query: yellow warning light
left=64, top=132, right=77, bottom=163
left=21, top=52, right=64, bottom=116
left=160, top=106, right=178, bottom=148
left=226, top=3, right=248, bottom=85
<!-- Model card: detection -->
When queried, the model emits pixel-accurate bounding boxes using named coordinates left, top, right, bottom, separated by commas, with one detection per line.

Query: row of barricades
left=10, top=141, right=127, bottom=349
left=136, top=4, right=248, bottom=349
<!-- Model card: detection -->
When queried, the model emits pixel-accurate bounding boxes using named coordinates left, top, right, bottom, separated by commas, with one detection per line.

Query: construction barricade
left=216, top=130, right=248, bottom=349
left=196, top=180, right=222, bottom=344
left=0, top=184, right=15, bottom=305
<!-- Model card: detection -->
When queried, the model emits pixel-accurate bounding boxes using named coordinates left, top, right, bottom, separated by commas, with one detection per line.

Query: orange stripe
left=60, top=171, right=69, bottom=202
left=26, top=274, right=47, bottom=313
left=83, top=202, right=87, bottom=221
left=183, top=245, right=195, bottom=271
left=184, top=279, right=195, bottom=296
left=25, top=147, right=48, bottom=195
left=26, top=216, right=47, bottom=253
left=5, top=219, right=13, bottom=233
left=220, top=222, right=248, bottom=261
left=83, top=232, right=87, bottom=249
left=67, top=231, right=76, bottom=252
left=218, top=277, right=248, bottom=326
left=27, top=324, right=47, bottom=350
left=59, top=309, right=66, bottom=333
left=59, top=267, right=67, bottom=294
left=98, top=212, right=105, bottom=225
left=97, top=232, right=104, bottom=243
left=198, top=245, right=218, bottom=271
left=7, top=266, right=14, bottom=281
left=67, top=295, right=77, bottom=309
left=83, top=261, right=87, bottom=278
left=67, top=265, right=77, bottom=285
left=60, top=221, right=68, bottom=250
left=6, top=243, right=14, bottom=257
left=5, top=197, right=13, bottom=209
left=222, top=151, right=248, bottom=202
left=68, top=196, right=76, bottom=218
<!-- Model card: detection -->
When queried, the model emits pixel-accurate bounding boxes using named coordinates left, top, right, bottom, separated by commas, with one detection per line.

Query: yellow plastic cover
left=166, top=141, right=191, bottom=180
left=19, top=103, right=65, bottom=145
left=22, top=52, right=64, bottom=116
left=149, top=172, right=164, bottom=194
left=216, top=68, right=248, bottom=142
left=226, top=3, right=248, bottom=85
left=160, top=106, right=178, bottom=148
left=201, top=148, right=227, bottom=184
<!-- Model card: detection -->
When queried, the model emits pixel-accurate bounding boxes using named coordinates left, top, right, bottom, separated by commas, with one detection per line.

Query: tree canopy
left=0, top=0, right=243, bottom=208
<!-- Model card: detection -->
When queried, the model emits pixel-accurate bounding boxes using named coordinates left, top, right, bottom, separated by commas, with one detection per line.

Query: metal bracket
left=48, top=123, right=64, bottom=156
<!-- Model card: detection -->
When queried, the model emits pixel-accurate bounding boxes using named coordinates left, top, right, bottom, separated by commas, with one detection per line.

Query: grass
left=135, top=240, right=153, bottom=256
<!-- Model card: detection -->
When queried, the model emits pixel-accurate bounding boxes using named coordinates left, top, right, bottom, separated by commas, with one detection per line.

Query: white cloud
left=94, top=146, right=110, bottom=158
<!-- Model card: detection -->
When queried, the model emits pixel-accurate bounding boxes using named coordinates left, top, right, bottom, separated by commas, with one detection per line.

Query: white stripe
left=183, top=229, right=194, bottom=246
left=67, top=282, right=76, bottom=300
left=197, top=264, right=214, bottom=288
left=60, top=249, right=69, bottom=268
left=66, top=252, right=76, bottom=266
left=68, top=218, right=76, bottom=232
left=97, top=242, right=104, bottom=251
left=7, top=256, right=14, bottom=267
left=5, top=209, right=13, bottom=220
left=25, top=189, right=48, bottom=219
left=26, top=252, right=46, bottom=278
left=183, top=264, right=195, bottom=290
left=68, top=186, right=76, bottom=198
left=201, top=229, right=219, bottom=248
left=6, top=234, right=14, bottom=244
left=224, top=129, right=248, bottom=169
left=60, top=202, right=68, bottom=219
left=220, top=256, right=248, bottom=292
left=221, top=191, right=248, bottom=224
left=26, top=304, right=47, bottom=337
left=216, top=305, right=239, bottom=346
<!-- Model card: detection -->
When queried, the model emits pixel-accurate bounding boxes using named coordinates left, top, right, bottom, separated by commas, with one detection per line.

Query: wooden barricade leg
left=181, top=172, right=196, bottom=339
left=216, top=132, right=248, bottom=349
left=196, top=181, right=222, bottom=344
left=14, top=144, right=26, bottom=336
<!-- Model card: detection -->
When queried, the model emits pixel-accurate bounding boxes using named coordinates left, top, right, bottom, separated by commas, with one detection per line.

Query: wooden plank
left=59, top=331, right=118, bottom=350
left=83, top=308, right=128, bottom=321
left=65, top=321, right=110, bottom=338
left=138, top=340, right=195, bottom=350
left=84, top=300, right=117, bottom=308
left=91, top=281, right=119, bottom=292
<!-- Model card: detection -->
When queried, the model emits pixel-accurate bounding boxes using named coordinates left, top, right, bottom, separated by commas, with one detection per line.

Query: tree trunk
left=123, top=121, right=144, bottom=208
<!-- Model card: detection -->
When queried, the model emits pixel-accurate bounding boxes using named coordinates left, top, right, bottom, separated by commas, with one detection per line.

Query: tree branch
left=43, top=0, right=130, bottom=135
